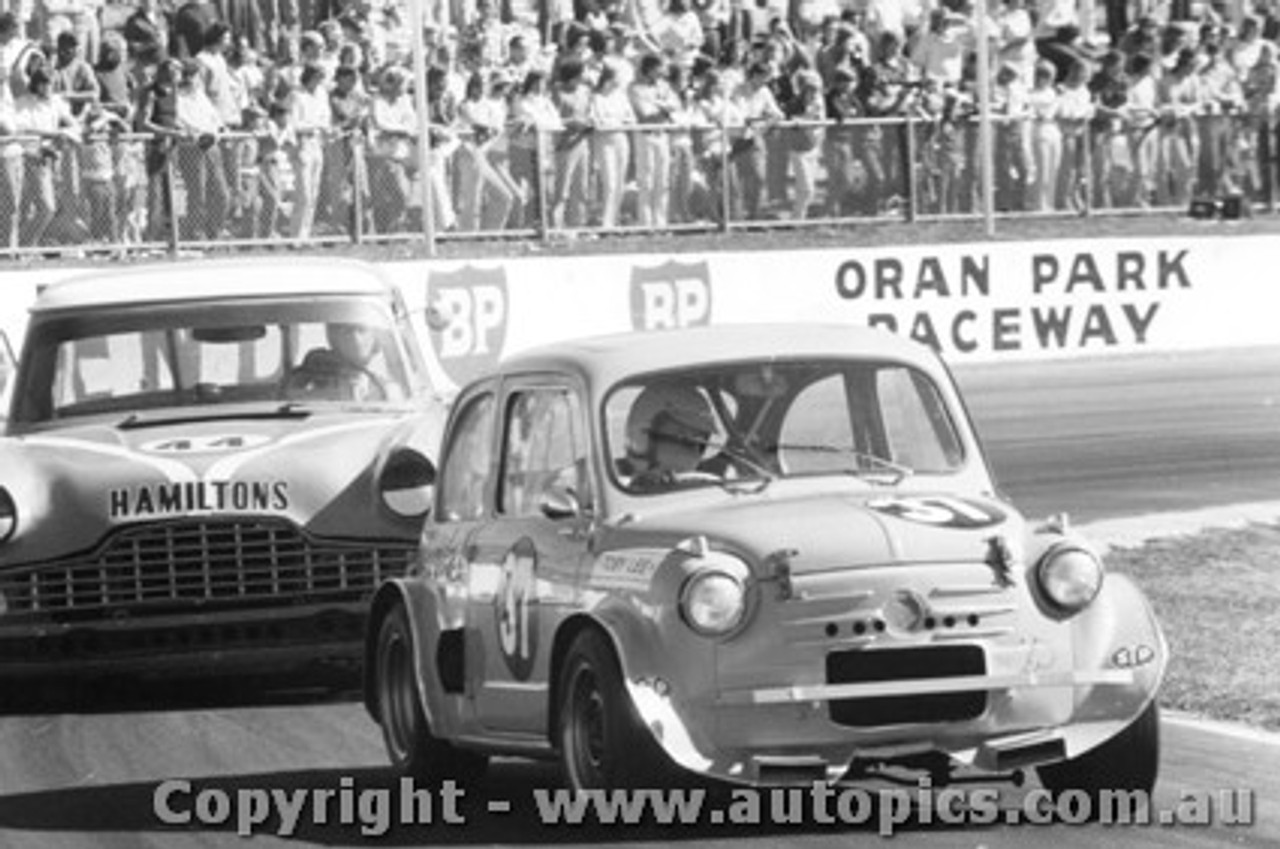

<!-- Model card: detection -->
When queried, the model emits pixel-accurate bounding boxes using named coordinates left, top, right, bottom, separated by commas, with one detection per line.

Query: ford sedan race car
left=365, top=323, right=1165, bottom=800
left=0, top=259, right=445, bottom=683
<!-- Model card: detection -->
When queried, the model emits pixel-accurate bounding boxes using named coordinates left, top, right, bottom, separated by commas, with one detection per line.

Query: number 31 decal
left=495, top=538, right=539, bottom=680
left=868, top=495, right=1006, bottom=529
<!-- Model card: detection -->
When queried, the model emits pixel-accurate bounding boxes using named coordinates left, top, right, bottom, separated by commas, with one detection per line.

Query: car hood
left=622, top=488, right=1024, bottom=573
left=0, top=409, right=439, bottom=562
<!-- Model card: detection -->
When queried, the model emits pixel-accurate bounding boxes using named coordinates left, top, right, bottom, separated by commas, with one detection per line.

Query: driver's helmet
left=625, top=382, right=716, bottom=458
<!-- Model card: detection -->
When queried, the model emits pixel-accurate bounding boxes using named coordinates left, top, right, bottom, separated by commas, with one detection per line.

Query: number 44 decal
left=867, top=495, right=1006, bottom=529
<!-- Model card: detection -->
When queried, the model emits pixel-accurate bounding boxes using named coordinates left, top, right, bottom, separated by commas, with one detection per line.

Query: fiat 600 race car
left=0, top=259, right=444, bottom=682
left=365, top=324, right=1165, bottom=798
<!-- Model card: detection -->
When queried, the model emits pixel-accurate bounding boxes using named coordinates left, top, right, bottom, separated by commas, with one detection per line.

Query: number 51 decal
left=867, top=495, right=1006, bottom=529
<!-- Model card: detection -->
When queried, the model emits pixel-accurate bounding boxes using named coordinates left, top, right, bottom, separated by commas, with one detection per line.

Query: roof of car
left=499, top=323, right=945, bottom=388
left=31, top=258, right=397, bottom=313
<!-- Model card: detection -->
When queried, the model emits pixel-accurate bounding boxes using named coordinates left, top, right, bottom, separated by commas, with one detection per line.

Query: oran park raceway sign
left=708, top=235, right=1272, bottom=362
left=831, top=247, right=1187, bottom=356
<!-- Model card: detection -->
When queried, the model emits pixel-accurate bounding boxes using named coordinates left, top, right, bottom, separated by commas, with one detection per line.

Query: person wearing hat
left=170, top=0, right=218, bottom=60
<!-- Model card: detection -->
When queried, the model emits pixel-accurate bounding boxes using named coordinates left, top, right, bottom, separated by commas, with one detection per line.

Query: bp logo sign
left=630, top=260, right=712, bottom=331
left=425, top=265, right=508, bottom=388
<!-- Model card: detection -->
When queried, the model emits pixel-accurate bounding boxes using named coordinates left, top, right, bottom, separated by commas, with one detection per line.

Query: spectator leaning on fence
left=173, top=57, right=228, bottom=240
left=589, top=60, right=633, bottom=228
left=630, top=52, right=678, bottom=228
left=289, top=62, right=329, bottom=239
left=14, top=67, right=78, bottom=246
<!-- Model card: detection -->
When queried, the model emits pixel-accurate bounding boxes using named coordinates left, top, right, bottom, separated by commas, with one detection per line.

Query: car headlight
left=680, top=570, right=747, bottom=636
left=0, top=487, right=15, bottom=544
left=379, top=449, right=436, bottom=519
left=1037, top=544, right=1103, bottom=614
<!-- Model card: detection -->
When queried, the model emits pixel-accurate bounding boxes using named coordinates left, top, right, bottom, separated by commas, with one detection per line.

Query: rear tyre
left=374, top=605, right=487, bottom=786
left=1036, top=700, right=1160, bottom=812
left=556, top=628, right=669, bottom=790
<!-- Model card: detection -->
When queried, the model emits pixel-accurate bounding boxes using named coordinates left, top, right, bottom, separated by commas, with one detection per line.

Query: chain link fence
left=0, top=111, right=1271, bottom=258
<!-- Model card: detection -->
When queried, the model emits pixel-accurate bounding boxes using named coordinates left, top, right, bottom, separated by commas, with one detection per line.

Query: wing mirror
left=540, top=486, right=583, bottom=520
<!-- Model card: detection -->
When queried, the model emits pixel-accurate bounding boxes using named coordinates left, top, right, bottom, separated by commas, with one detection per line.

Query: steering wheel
left=282, top=356, right=388, bottom=401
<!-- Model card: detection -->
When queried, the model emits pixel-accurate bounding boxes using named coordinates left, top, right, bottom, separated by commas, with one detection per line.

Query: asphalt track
left=1, top=346, right=1278, bottom=848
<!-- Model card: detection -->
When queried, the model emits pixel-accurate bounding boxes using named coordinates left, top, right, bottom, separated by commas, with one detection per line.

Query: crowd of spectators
left=0, top=0, right=1277, bottom=248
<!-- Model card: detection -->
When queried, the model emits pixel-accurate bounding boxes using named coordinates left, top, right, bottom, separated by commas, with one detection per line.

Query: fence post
left=903, top=114, right=917, bottom=222
left=1082, top=121, right=1093, bottom=217
left=719, top=121, right=730, bottom=233
left=164, top=145, right=179, bottom=257
left=535, top=128, right=549, bottom=244
left=351, top=135, right=365, bottom=245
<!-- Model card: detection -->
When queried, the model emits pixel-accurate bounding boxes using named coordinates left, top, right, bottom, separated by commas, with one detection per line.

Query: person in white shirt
left=174, top=58, right=228, bottom=239
left=13, top=67, right=78, bottom=245
left=509, top=68, right=561, bottom=228
left=368, top=65, right=415, bottom=233
left=1055, top=58, right=1094, bottom=212
left=731, top=60, right=782, bottom=219
left=0, top=89, right=21, bottom=247
left=1125, top=52, right=1160, bottom=208
left=589, top=62, right=635, bottom=228
left=289, top=63, right=330, bottom=238
left=992, top=60, right=1032, bottom=210
left=456, top=70, right=520, bottom=231
left=629, top=52, right=679, bottom=228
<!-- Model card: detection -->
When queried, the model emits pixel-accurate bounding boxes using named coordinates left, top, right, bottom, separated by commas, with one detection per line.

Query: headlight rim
left=1036, top=542, right=1104, bottom=615
left=0, top=486, right=15, bottom=545
left=378, top=448, right=436, bottom=520
left=678, top=568, right=749, bottom=638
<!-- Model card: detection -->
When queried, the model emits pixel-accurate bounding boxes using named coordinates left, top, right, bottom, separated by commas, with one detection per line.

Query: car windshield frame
left=9, top=296, right=415, bottom=427
left=600, top=356, right=968, bottom=496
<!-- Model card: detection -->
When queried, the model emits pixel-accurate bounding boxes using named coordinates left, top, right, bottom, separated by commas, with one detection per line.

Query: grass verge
left=1106, top=523, right=1280, bottom=732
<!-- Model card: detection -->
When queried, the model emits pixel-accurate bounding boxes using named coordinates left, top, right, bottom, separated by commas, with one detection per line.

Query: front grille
left=0, top=519, right=413, bottom=623
left=826, top=646, right=987, bottom=727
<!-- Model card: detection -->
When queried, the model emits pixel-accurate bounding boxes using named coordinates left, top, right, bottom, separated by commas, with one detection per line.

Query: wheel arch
left=545, top=613, right=618, bottom=744
left=363, top=579, right=419, bottom=719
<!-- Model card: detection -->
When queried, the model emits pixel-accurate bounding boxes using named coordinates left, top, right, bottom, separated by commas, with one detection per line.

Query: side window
left=438, top=393, right=496, bottom=522
left=500, top=388, right=588, bottom=518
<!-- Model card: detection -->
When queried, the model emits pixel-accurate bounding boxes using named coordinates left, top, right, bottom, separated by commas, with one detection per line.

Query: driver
left=291, top=322, right=389, bottom=401
left=620, top=382, right=718, bottom=491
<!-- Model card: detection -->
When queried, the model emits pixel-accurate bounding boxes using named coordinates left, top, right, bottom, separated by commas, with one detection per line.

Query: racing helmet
left=625, top=382, right=716, bottom=458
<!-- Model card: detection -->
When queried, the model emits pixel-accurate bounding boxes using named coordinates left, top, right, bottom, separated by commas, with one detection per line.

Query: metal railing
left=0, top=110, right=1270, bottom=258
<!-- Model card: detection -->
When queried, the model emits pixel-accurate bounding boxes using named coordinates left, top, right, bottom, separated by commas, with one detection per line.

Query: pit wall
left=0, top=234, right=1267, bottom=394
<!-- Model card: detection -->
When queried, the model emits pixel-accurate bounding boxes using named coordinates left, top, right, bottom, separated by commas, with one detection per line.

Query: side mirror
left=540, top=486, right=582, bottom=521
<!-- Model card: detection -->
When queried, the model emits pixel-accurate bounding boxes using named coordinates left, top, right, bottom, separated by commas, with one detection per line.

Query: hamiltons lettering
left=108, top=481, right=290, bottom=519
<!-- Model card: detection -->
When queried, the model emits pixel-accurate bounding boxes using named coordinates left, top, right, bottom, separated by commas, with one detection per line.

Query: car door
left=425, top=384, right=498, bottom=732
left=467, top=376, right=593, bottom=736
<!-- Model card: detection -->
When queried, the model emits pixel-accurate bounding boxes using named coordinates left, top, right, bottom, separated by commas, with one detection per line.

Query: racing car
left=364, top=323, right=1165, bottom=800
left=0, top=259, right=445, bottom=684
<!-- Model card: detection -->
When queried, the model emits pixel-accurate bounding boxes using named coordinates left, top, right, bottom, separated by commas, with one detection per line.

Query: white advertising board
left=0, top=234, right=1269, bottom=394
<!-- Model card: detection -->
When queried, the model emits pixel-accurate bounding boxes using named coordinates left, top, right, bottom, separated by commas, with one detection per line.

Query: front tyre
left=556, top=628, right=668, bottom=790
left=1037, top=700, right=1160, bottom=807
left=374, top=605, right=487, bottom=786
